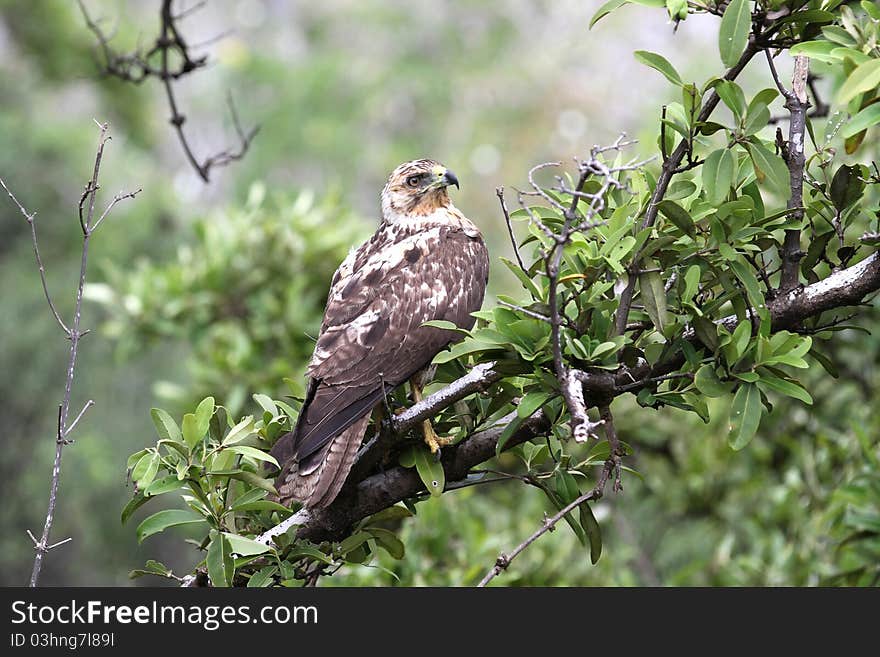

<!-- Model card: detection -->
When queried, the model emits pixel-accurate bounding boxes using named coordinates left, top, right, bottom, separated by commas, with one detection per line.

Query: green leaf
left=144, top=475, right=186, bottom=498
left=194, top=397, right=215, bottom=436
left=338, top=531, right=372, bottom=557
left=639, top=270, right=668, bottom=332
left=829, top=164, right=865, bottom=212
left=747, top=142, right=790, bottom=197
left=365, top=527, right=406, bottom=560
left=863, top=0, right=880, bottom=19
left=222, top=532, right=272, bottom=556
left=398, top=446, right=417, bottom=468
left=208, top=469, right=278, bottom=494
left=500, top=257, right=542, bottom=299
left=222, top=416, right=254, bottom=446
left=247, top=566, right=277, bottom=588
left=657, top=200, right=695, bottom=236
left=837, top=59, right=880, bottom=105
left=287, top=545, right=334, bottom=564
left=729, top=320, right=752, bottom=363
left=666, top=0, right=687, bottom=21
left=702, top=149, right=735, bottom=206
left=695, top=364, right=730, bottom=398
left=495, top=414, right=527, bottom=455
left=716, top=81, right=746, bottom=121
left=634, top=50, right=682, bottom=86
left=413, top=447, right=445, bottom=497
left=134, top=452, right=160, bottom=490
left=841, top=103, right=880, bottom=139
left=579, top=502, right=603, bottom=565
left=151, top=408, right=182, bottom=443
left=666, top=180, right=697, bottom=200
left=728, top=383, right=762, bottom=450
left=682, top=83, right=702, bottom=123
left=121, top=494, right=149, bottom=525
left=518, top=391, right=552, bottom=418
left=683, top=264, right=701, bottom=303
left=366, top=504, right=414, bottom=523
left=421, top=319, right=461, bottom=331
left=789, top=40, right=838, bottom=64
left=718, top=0, right=751, bottom=68
left=589, top=0, right=628, bottom=28
left=136, top=509, right=205, bottom=543
left=181, top=413, right=203, bottom=450
left=207, top=531, right=234, bottom=587
left=757, top=374, right=813, bottom=405
left=231, top=500, right=292, bottom=514
left=729, top=258, right=765, bottom=312
left=252, top=394, right=277, bottom=416
left=223, top=445, right=279, bottom=468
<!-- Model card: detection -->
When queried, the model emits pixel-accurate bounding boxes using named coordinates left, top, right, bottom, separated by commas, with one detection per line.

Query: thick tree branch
left=269, top=411, right=551, bottom=545
left=770, top=52, right=810, bottom=292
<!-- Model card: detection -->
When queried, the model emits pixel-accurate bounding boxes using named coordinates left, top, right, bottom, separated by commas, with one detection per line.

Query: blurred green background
left=1, top=0, right=877, bottom=586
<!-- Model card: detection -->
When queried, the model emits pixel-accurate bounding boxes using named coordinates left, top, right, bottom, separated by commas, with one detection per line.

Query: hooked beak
left=441, top=169, right=459, bottom=189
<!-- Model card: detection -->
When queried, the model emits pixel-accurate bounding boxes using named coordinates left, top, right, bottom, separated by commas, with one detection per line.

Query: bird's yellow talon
left=422, top=420, right=454, bottom=454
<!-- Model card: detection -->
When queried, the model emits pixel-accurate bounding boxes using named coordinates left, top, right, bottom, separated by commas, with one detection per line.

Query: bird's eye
left=406, top=175, right=421, bottom=188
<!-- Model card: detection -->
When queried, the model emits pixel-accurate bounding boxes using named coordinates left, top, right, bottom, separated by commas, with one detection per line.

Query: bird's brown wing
left=271, top=224, right=489, bottom=507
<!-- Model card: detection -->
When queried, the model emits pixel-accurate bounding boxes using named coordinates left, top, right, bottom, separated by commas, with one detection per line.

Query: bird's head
left=381, top=159, right=459, bottom=220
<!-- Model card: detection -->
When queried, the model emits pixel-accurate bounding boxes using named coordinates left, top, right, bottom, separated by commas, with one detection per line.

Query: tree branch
left=613, top=39, right=760, bottom=335
left=3, top=122, right=139, bottom=586
left=77, top=0, right=259, bottom=183
left=287, top=411, right=551, bottom=545
left=239, top=240, right=880, bottom=555
left=0, top=179, right=70, bottom=335
left=477, top=410, right=620, bottom=587
left=771, top=52, right=810, bottom=292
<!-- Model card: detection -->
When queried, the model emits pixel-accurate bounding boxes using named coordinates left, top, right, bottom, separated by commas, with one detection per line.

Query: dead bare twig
left=77, top=0, right=259, bottom=182
left=1, top=121, right=140, bottom=586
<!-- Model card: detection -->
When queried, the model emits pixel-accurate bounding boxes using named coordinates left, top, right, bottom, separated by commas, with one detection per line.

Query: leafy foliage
left=113, top=2, right=880, bottom=586
left=87, top=184, right=370, bottom=414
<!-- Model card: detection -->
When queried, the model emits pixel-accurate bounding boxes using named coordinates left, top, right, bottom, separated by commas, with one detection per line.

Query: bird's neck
left=379, top=202, right=473, bottom=234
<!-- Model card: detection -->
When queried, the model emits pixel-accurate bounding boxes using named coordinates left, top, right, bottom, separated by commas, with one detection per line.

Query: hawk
left=270, top=159, right=490, bottom=509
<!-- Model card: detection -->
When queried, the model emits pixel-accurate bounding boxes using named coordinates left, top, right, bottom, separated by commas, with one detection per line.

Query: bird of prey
left=270, top=159, right=489, bottom=509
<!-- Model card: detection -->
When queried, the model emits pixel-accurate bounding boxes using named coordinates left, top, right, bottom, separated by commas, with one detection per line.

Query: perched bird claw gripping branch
left=270, top=160, right=489, bottom=508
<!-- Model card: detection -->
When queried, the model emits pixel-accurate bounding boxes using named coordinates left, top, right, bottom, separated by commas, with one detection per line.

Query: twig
left=497, top=187, right=526, bottom=271
left=476, top=440, right=619, bottom=587
left=77, top=0, right=259, bottom=183
left=0, top=178, right=70, bottom=334
left=4, top=122, right=138, bottom=587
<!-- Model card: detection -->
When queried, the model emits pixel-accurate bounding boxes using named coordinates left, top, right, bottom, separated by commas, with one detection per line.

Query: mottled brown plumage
left=271, top=160, right=489, bottom=508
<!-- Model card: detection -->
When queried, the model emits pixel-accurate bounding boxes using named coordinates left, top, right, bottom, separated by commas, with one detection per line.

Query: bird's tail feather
left=275, top=413, right=369, bottom=508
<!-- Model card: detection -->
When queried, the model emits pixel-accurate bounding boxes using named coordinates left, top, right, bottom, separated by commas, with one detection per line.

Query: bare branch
left=0, top=178, right=70, bottom=334
left=11, top=121, right=138, bottom=586
left=497, top=187, right=526, bottom=271
left=90, top=189, right=142, bottom=233
left=566, top=369, right=604, bottom=442
left=477, top=426, right=620, bottom=587
left=64, top=399, right=95, bottom=439
left=77, top=0, right=259, bottom=183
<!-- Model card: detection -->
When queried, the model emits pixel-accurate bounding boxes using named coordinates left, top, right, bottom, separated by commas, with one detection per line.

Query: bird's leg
left=409, top=375, right=455, bottom=455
